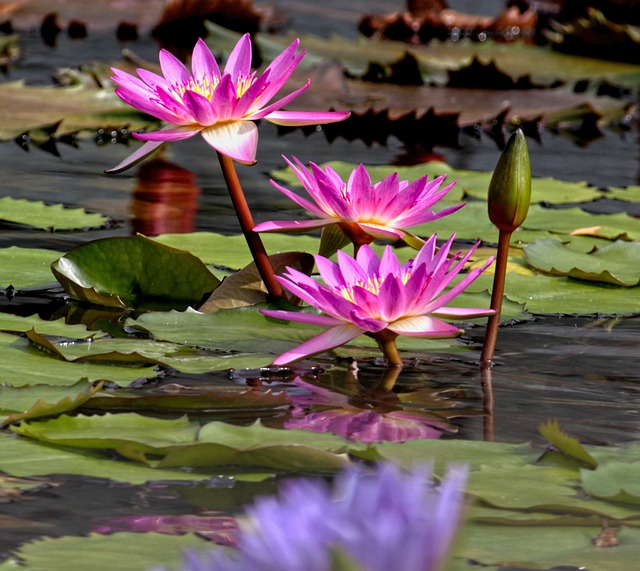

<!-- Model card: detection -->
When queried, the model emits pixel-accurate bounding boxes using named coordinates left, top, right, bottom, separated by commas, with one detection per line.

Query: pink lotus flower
left=260, top=234, right=494, bottom=365
left=107, top=36, right=349, bottom=172
left=253, top=157, right=464, bottom=246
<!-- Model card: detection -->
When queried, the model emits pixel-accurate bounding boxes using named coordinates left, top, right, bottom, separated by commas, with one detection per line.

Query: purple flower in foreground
left=254, top=157, right=463, bottom=247
left=159, top=463, right=468, bottom=571
left=107, top=36, right=349, bottom=172
left=260, top=234, right=494, bottom=365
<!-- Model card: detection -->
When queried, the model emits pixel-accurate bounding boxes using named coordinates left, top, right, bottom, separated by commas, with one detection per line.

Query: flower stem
left=217, top=152, right=284, bottom=300
left=481, top=230, right=512, bottom=367
left=371, top=330, right=403, bottom=367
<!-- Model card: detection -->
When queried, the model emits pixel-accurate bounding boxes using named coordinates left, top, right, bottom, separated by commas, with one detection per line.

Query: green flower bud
left=488, top=128, right=531, bottom=233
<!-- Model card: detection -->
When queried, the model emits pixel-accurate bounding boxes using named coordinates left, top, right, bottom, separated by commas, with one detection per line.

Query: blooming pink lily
left=260, top=234, right=495, bottom=365
left=106, top=36, right=349, bottom=172
left=253, top=157, right=464, bottom=247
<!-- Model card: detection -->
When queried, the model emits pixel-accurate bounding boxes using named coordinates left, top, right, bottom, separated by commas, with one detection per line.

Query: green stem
left=217, top=152, right=284, bottom=300
left=481, top=230, right=512, bottom=367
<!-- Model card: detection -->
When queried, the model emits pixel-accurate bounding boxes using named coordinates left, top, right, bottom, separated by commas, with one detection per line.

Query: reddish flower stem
left=481, top=230, right=512, bottom=367
left=217, top=152, right=284, bottom=300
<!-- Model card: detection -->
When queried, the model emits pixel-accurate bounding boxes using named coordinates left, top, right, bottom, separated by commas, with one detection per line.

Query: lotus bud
left=487, top=128, right=531, bottom=233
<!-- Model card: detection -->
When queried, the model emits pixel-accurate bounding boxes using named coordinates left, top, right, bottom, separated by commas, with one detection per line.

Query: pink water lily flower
left=260, top=234, right=495, bottom=365
left=107, top=36, right=349, bottom=172
left=253, top=157, right=464, bottom=246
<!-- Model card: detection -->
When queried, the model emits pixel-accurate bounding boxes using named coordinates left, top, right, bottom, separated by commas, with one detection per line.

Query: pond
left=1, top=1, right=640, bottom=570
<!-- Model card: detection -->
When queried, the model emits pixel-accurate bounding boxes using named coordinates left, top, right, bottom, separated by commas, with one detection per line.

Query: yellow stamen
left=337, top=269, right=412, bottom=303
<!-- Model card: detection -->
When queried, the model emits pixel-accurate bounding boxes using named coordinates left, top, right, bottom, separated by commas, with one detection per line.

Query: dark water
left=1, top=0, right=639, bottom=556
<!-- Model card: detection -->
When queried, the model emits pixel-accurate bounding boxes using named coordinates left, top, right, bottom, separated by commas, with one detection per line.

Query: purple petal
left=263, top=110, right=351, bottom=126
left=349, top=309, right=387, bottom=333
left=200, top=121, right=258, bottom=164
left=209, top=74, right=237, bottom=122
left=104, top=140, right=165, bottom=174
left=272, top=323, right=363, bottom=365
left=253, top=219, right=332, bottom=233
left=387, top=316, right=463, bottom=338
left=355, top=223, right=404, bottom=241
left=268, top=179, right=329, bottom=218
left=114, top=88, right=185, bottom=124
left=134, top=126, right=200, bottom=142
left=258, top=39, right=304, bottom=102
left=224, top=33, right=253, bottom=81
left=354, top=245, right=381, bottom=275
left=158, top=49, right=191, bottom=85
left=182, top=90, right=217, bottom=125
left=336, top=249, right=369, bottom=285
left=260, top=309, right=342, bottom=327
left=248, top=81, right=311, bottom=120
left=431, top=306, right=495, bottom=319
left=191, top=38, right=221, bottom=81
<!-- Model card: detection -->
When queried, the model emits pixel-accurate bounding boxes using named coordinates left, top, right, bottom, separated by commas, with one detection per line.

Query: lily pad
left=51, top=235, right=220, bottom=309
left=524, top=239, right=640, bottom=286
left=0, top=331, right=158, bottom=387
left=0, top=380, right=103, bottom=427
left=0, top=196, right=109, bottom=230
left=581, top=462, right=640, bottom=505
left=0, top=246, right=61, bottom=290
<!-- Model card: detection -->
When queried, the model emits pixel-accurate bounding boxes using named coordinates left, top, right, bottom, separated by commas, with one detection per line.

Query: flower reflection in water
left=131, top=159, right=201, bottom=236
left=282, top=366, right=464, bottom=442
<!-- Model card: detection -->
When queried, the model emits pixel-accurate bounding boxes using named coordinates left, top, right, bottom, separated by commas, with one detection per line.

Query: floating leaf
left=51, top=235, right=220, bottom=309
left=0, top=532, right=209, bottom=571
left=524, top=239, right=640, bottom=286
left=0, top=246, right=61, bottom=290
left=0, top=332, right=158, bottom=388
left=581, top=462, right=640, bottom=505
left=0, top=196, right=108, bottom=230
left=539, top=419, right=598, bottom=468
left=0, top=313, right=96, bottom=338
left=0, top=381, right=103, bottom=427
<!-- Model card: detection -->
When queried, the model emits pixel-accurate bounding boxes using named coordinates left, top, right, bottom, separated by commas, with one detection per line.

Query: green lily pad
left=524, top=239, right=640, bottom=286
left=451, top=525, right=640, bottom=571
left=0, top=246, right=61, bottom=290
left=0, top=196, right=108, bottom=230
left=0, top=380, right=103, bottom=427
left=0, top=313, right=96, bottom=338
left=0, top=533, right=209, bottom=571
left=0, top=331, right=158, bottom=387
left=51, top=235, right=220, bottom=309
left=581, top=462, right=640, bottom=505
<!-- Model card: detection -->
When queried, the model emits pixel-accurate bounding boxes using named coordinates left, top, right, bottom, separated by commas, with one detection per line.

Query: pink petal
left=271, top=323, right=363, bottom=365
left=431, top=307, right=495, bottom=319
left=263, top=110, right=350, bottom=126
left=134, top=68, right=171, bottom=92
left=114, top=88, right=185, bottom=124
left=355, top=244, right=381, bottom=275
left=259, top=309, right=342, bottom=327
left=234, top=71, right=270, bottom=117
left=268, top=180, right=329, bottom=218
left=191, top=38, right=221, bottom=82
left=258, top=39, right=304, bottom=102
left=395, top=202, right=465, bottom=228
left=387, top=316, right=463, bottom=338
left=349, top=309, right=387, bottom=332
left=182, top=90, right=217, bottom=125
left=356, top=223, right=404, bottom=241
left=209, top=74, right=237, bottom=122
left=104, top=140, right=165, bottom=174
left=224, top=33, right=252, bottom=81
left=378, top=246, right=402, bottom=280
left=314, top=255, right=346, bottom=291
left=158, top=49, right=191, bottom=85
left=134, top=126, right=200, bottom=142
left=248, top=81, right=311, bottom=120
left=253, top=219, right=332, bottom=233
left=336, top=249, right=369, bottom=284
left=111, top=68, right=159, bottom=97
left=200, top=121, right=258, bottom=165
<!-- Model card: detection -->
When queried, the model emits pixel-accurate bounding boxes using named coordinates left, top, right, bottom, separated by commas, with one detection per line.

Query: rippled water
left=1, top=0, right=639, bottom=556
